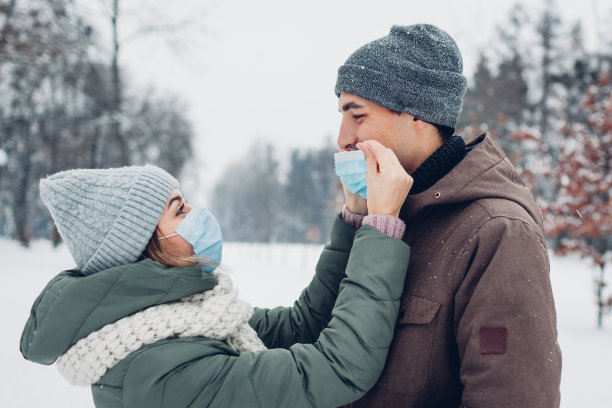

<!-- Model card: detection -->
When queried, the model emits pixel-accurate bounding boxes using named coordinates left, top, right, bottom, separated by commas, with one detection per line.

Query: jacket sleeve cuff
left=363, top=214, right=406, bottom=240
left=341, top=205, right=365, bottom=230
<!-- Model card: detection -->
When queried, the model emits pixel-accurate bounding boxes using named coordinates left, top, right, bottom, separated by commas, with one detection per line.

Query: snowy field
left=1, top=238, right=610, bottom=407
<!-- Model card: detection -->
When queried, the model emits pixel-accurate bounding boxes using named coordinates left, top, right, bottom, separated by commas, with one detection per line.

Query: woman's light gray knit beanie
left=335, top=24, right=468, bottom=129
left=39, top=165, right=179, bottom=275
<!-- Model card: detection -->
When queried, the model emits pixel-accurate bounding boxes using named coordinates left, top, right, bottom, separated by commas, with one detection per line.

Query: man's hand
left=357, top=140, right=413, bottom=218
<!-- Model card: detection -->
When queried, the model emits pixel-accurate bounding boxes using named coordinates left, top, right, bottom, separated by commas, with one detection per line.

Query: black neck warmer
left=409, top=135, right=467, bottom=195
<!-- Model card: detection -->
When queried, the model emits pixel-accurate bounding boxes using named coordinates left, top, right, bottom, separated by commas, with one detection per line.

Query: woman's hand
left=342, top=184, right=368, bottom=215
left=357, top=140, right=413, bottom=218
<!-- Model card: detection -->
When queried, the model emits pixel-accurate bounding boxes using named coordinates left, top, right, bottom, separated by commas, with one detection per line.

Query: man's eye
left=353, top=114, right=364, bottom=120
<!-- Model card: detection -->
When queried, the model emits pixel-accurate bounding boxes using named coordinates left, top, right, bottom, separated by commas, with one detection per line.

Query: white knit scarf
left=57, top=271, right=267, bottom=386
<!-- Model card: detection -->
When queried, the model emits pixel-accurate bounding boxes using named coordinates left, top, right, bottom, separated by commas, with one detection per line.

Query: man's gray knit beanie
left=39, top=165, right=179, bottom=275
left=335, top=24, right=468, bottom=129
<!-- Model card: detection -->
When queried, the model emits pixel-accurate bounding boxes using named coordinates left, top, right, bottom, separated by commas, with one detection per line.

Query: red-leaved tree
left=544, top=65, right=612, bottom=328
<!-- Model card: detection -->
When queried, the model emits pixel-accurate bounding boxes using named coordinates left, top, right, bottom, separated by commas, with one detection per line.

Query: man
left=335, top=24, right=562, bottom=407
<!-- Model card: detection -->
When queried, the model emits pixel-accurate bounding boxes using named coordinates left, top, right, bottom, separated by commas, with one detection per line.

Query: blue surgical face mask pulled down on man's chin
left=334, top=150, right=367, bottom=199
left=159, top=204, right=223, bottom=274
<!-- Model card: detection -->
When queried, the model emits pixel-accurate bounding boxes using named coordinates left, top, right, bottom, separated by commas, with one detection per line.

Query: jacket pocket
left=377, top=295, right=441, bottom=396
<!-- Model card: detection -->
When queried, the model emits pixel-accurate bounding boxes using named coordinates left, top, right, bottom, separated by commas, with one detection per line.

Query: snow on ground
left=1, top=238, right=610, bottom=407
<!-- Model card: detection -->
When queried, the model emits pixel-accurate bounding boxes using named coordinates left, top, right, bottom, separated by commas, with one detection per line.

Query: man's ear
left=411, top=116, right=428, bottom=130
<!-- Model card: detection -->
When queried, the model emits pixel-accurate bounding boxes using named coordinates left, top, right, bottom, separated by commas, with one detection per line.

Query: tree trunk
left=597, top=264, right=605, bottom=329
left=15, top=125, right=32, bottom=247
left=51, top=224, right=62, bottom=247
left=111, top=0, right=128, bottom=165
left=0, top=0, right=17, bottom=53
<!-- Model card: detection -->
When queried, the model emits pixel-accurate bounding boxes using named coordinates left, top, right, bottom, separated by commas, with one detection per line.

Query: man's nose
left=337, top=118, right=357, bottom=150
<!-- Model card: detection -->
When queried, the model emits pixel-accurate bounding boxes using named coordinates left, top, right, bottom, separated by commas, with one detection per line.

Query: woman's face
left=156, top=189, right=194, bottom=257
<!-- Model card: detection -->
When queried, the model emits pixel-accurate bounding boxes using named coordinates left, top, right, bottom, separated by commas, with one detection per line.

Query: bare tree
left=0, top=0, right=200, bottom=244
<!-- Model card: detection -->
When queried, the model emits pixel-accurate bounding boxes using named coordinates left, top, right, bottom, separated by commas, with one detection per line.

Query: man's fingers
left=361, top=140, right=387, bottom=159
left=357, top=142, right=378, bottom=175
left=361, top=140, right=401, bottom=172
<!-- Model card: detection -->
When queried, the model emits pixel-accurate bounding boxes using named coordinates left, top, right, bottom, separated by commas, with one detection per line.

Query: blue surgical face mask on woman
left=334, top=150, right=367, bottom=199
left=159, top=204, right=223, bottom=273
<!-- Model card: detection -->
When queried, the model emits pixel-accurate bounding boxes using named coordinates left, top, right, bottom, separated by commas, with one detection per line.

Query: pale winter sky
left=80, top=0, right=606, bottom=204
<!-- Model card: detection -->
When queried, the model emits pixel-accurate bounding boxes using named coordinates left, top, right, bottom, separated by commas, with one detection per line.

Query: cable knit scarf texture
left=57, top=271, right=267, bottom=386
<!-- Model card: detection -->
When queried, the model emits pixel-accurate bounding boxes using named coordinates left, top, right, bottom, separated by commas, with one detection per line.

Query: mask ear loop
left=158, top=232, right=179, bottom=240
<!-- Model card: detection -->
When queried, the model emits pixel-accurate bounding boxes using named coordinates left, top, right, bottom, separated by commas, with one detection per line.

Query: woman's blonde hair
left=142, top=229, right=199, bottom=267
left=142, top=229, right=220, bottom=270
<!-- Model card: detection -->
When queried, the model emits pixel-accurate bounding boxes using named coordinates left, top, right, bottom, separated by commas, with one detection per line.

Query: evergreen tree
left=281, top=139, right=338, bottom=243
left=212, top=143, right=282, bottom=243
left=458, top=3, right=530, bottom=160
left=212, top=140, right=340, bottom=244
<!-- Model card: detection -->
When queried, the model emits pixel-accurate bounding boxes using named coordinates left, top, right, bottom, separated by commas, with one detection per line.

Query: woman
left=20, top=141, right=413, bottom=408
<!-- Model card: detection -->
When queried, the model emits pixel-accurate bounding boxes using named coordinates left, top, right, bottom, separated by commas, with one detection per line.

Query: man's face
left=337, top=93, right=420, bottom=173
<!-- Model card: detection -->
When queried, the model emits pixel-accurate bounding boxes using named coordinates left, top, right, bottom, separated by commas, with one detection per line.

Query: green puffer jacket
left=21, top=215, right=410, bottom=408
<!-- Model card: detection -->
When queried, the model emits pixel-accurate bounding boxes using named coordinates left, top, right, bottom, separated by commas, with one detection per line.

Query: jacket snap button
left=434, top=192, right=441, bottom=199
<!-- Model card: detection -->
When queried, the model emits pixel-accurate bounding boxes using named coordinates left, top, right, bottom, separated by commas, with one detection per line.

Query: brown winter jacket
left=345, top=133, right=562, bottom=408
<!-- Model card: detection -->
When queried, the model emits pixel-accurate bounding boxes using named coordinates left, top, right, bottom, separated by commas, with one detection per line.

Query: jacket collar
left=400, top=133, right=541, bottom=227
